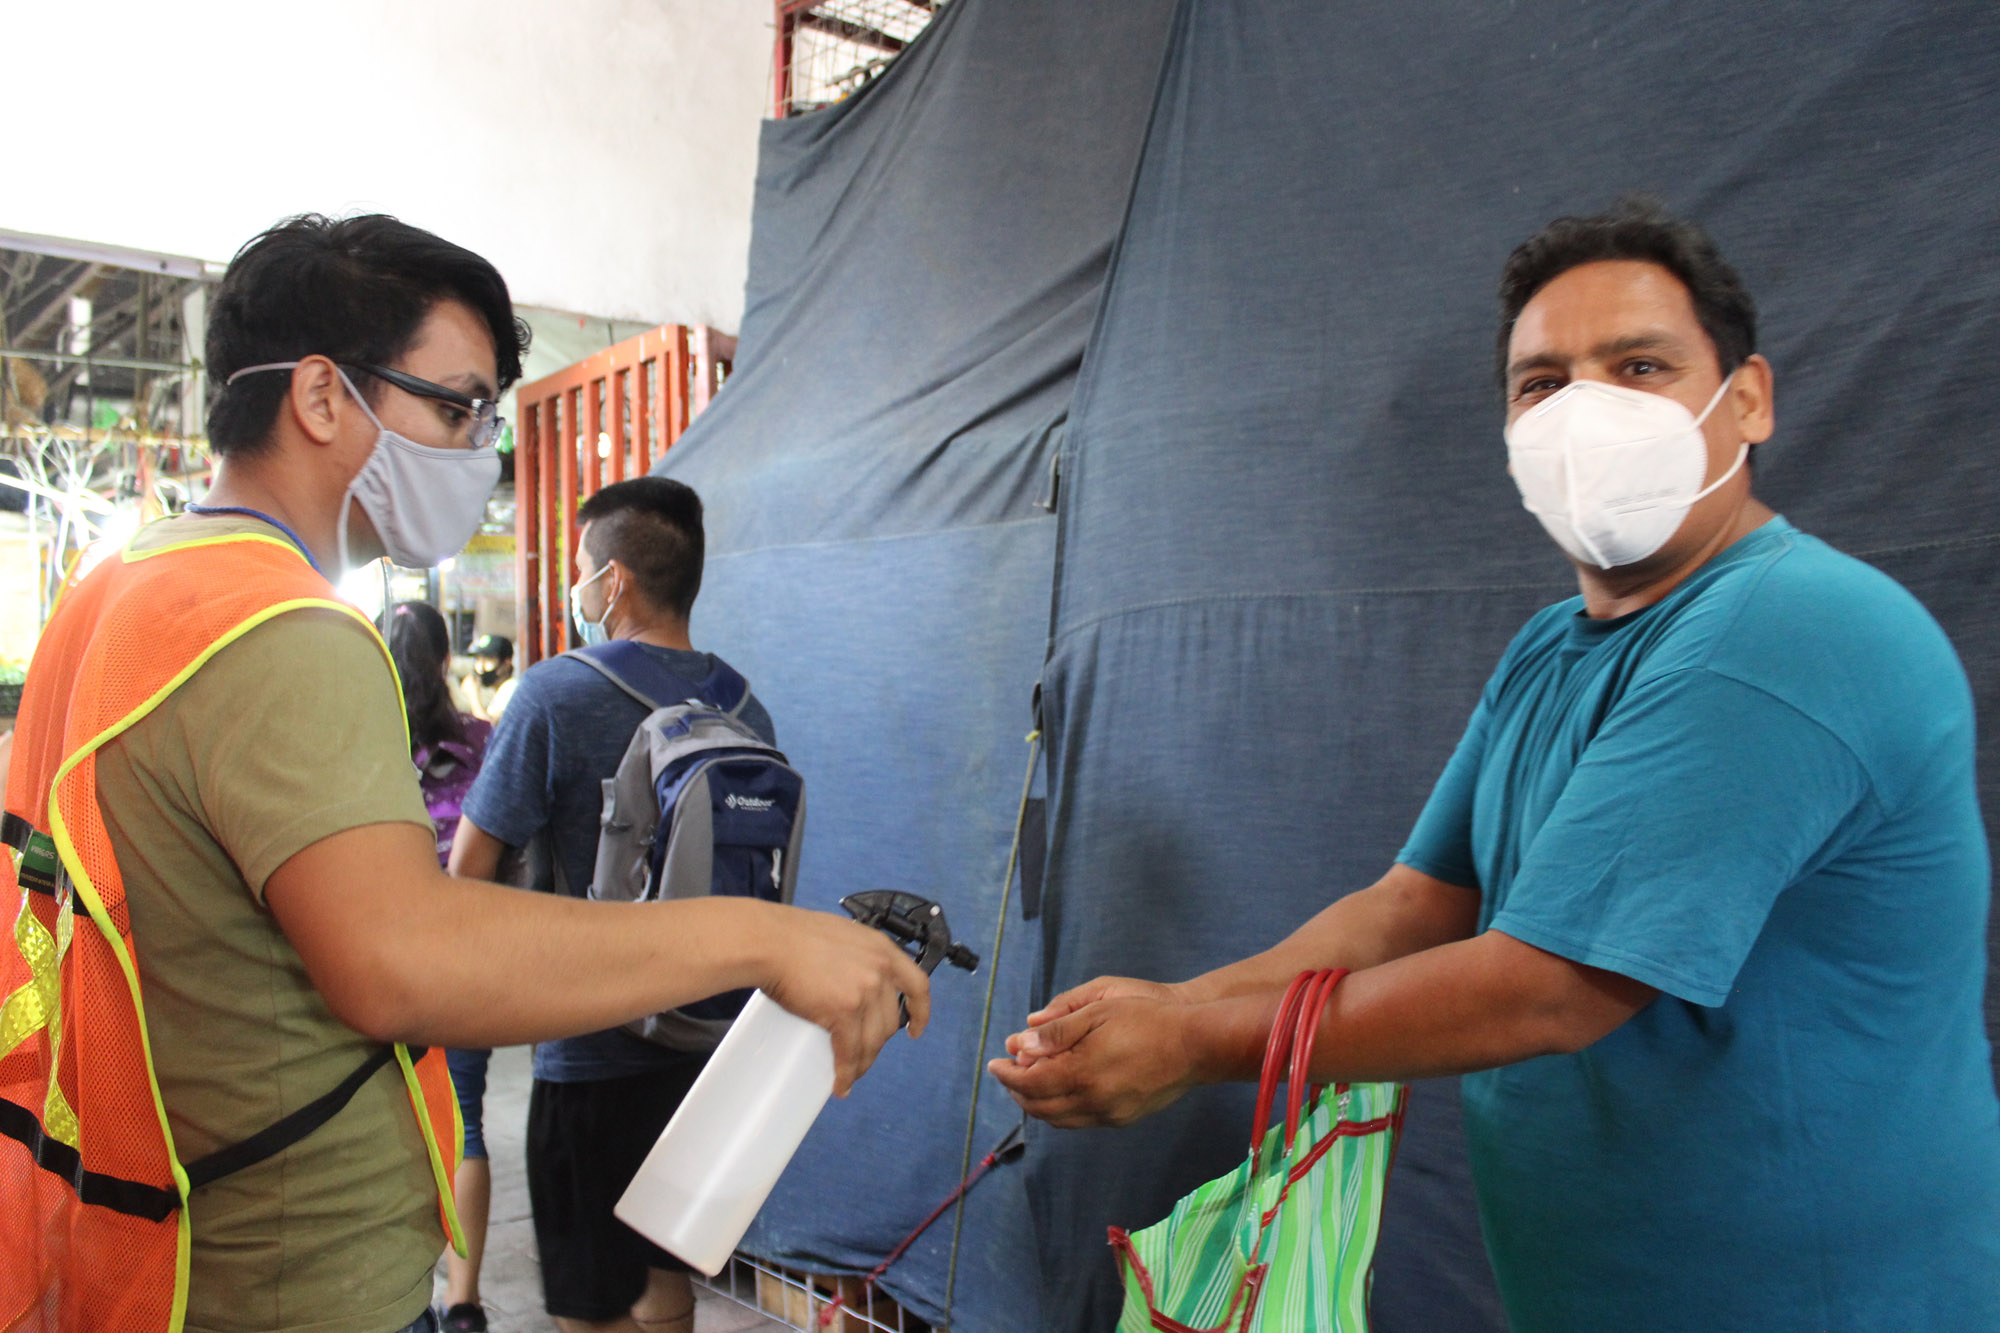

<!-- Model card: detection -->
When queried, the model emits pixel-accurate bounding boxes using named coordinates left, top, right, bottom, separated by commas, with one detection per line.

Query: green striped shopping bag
left=1111, top=970, right=1408, bottom=1333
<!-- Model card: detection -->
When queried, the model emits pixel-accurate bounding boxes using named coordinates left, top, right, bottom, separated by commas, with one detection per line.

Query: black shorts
left=526, top=1061, right=704, bottom=1321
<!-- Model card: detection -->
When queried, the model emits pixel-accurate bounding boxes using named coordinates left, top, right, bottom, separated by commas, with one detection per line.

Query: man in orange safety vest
left=0, top=214, right=929, bottom=1333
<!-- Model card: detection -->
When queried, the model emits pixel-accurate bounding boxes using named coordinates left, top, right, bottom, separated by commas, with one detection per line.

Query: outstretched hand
left=1010, top=974, right=1182, bottom=1068
left=989, top=991, right=1199, bottom=1128
left=763, top=909, right=932, bottom=1098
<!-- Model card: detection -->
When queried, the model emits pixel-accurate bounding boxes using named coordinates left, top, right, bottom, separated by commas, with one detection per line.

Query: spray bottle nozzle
left=840, top=891, right=981, bottom=977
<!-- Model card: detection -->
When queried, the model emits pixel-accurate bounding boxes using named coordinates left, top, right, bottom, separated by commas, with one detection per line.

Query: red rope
left=817, top=1149, right=1003, bottom=1328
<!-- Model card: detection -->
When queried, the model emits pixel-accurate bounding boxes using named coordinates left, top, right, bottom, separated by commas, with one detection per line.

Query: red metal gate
left=513, top=324, right=733, bottom=665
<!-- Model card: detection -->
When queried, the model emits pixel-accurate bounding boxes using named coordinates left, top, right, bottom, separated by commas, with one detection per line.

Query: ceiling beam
left=7, top=261, right=99, bottom=345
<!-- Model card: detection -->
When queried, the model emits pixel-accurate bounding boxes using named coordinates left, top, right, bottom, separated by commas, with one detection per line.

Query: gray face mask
left=333, top=369, right=500, bottom=571
left=224, top=362, right=502, bottom=571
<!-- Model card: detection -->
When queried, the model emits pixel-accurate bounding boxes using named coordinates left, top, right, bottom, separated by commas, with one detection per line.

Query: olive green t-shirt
left=93, top=514, right=441, bottom=1333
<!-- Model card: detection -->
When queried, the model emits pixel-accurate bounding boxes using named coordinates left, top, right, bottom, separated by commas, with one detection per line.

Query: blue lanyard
left=183, top=504, right=322, bottom=574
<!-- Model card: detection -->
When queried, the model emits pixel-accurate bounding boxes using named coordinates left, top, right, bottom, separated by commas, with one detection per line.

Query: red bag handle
left=1283, top=967, right=1347, bottom=1153
left=1249, top=971, right=1318, bottom=1166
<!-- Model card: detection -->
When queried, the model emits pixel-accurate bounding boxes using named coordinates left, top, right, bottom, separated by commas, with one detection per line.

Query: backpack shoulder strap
left=565, top=641, right=675, bottom=711
left=571, top=643, right=753, bottom=719
left=694, top=658, right=752, bottom=718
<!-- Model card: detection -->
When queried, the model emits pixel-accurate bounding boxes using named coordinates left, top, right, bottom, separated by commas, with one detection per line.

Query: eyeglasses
left=345, top=362, right=506, bottom=450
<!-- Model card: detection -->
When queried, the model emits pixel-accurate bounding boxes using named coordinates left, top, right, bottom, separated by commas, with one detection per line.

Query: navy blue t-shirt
left=1400, top=517, right=2000, bottom=1330
left=461, top=645, right=775, bottom=1083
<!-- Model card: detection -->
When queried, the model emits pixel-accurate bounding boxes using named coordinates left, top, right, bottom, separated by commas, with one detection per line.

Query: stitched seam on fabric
left=1049, top=528, right=2000, bottom=646
left=1678, top=535, right=1794, bottom=672
left=1055, top=582, right=1573, bottom=642
left=704, top=512, right=1055, bottom=563
left=1675, top=665, right=1886, bottom=820
left=1844, top=529, right=2000, bottom=560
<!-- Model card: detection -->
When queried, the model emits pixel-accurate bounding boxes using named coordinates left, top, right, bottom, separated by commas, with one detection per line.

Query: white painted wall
left=7, top=0, right=771, bottom=330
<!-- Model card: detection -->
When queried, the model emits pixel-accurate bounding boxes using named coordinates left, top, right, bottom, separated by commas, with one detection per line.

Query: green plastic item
left=1112, top=971, right=1406, bottom=1333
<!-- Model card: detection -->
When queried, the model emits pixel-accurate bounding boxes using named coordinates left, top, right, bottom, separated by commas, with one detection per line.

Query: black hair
left=388, top=600, right=465, bottom=756
left=575, top=477, right=705, bottom=621
left=1496, top=196, right=1756, bottom=387
left=205, top=213, right=532, bottom=455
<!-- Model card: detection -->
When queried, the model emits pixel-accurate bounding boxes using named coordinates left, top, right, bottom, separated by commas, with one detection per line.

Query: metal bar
left=635, top=354, right=653, bottom=474
left=558, top=388, right=580, bottom=651
left=0, top=228, right=218, bottom=280
left=538, top=396, right=560, bottom=662
left=9, top=262, right=97, bottom=345
left=665, top=327, right=690, bottom=449
left=773, top=1, right=796, bottom=117
left=691, top=327, right=715, bottom=417
left=795, top=9, right=906, bottom=54
left=0, top=345, right=194, bottom=374
left=583, top=375, right=603, bottom=498
left=609, top=368, right=629, bottom=483
left=515, top=392, right=542, bottom=666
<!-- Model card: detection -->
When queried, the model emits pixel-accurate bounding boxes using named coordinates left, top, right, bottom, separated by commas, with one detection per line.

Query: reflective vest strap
left=0, top=1095, right=180, bottom=1222
left=180, top=1045, right=401, bottom=1192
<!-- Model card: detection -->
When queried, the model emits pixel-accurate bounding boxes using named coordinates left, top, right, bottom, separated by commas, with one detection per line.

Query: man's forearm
left=447, top=817, right=506, bottom=881
left=1184, top=928, right=1656, bottom=1085
left=269, top=821, right=930, bottom=1096
left=328, top=866, right=777, bottom=1048
left=1179, top=865, right=1481, bottom=1005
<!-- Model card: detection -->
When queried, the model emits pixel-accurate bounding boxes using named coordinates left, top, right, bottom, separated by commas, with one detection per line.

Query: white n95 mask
left=1504, top=376, right=1746, bottom=569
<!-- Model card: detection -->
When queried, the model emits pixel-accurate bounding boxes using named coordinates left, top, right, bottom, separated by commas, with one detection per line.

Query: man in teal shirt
left=991, top=200, right=2000, bottom=1328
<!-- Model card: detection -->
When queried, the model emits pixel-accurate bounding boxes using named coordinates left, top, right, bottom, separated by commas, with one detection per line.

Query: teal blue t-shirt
left=1400, top=517, right=2000, bottom=1331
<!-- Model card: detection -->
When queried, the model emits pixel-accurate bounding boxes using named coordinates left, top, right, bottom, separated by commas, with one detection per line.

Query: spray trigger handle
left=840, top=891, right=980, bottom=976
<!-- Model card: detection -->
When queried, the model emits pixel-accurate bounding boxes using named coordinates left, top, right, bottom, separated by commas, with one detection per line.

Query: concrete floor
left=433, top=1044, right=788, bottom=1333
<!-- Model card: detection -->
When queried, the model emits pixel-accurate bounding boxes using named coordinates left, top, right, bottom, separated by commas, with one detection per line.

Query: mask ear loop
left=599, top=568, right=624, bottom=638
left=333, top=367, right=385, bottom=576
left=1684, top=369, right=1749, bottom=505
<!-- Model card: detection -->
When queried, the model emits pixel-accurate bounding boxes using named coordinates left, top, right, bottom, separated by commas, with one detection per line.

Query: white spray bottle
left=615, top=891, right=979, bottom=1275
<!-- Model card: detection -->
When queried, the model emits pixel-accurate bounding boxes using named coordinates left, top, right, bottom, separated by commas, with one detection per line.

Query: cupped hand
left=1007, top=975, right=1185, bottom=1069
left=987, top=995, right=1197, bottom=1129
left=763, top=908, right=932, bottom=1097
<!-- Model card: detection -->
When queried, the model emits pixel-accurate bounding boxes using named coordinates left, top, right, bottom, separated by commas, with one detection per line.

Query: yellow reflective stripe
left=396, top=1045, right=467, bottom=1257
left=118, top=527, right=315, bottom=568
left=0, top=886, right=59, bottom=1061
left=40, top=887, right=79, bottom=1147
left=171, top=1204, right=191, bottom=1333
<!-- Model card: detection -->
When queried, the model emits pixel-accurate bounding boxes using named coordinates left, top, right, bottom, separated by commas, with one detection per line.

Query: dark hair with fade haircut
left=577, top=477, right=706, bottom=621
left=205, top=213, right=532, bottom=456
left=1496, top=195, right=1757, bottom=388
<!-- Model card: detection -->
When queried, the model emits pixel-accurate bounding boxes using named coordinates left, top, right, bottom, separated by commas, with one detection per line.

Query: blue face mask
left=569, top=563, right=618, bottom=646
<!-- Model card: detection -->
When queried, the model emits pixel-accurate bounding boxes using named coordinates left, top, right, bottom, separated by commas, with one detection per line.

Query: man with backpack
left=450, top=476, right=771, bottom=1333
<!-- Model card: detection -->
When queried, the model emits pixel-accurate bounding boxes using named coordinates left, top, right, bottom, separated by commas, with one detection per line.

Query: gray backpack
left=568, top=642, right=806, bottom=1052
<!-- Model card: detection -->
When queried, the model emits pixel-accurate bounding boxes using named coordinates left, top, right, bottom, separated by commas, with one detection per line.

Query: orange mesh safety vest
left=0, top=529, right=464, bottom=1333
